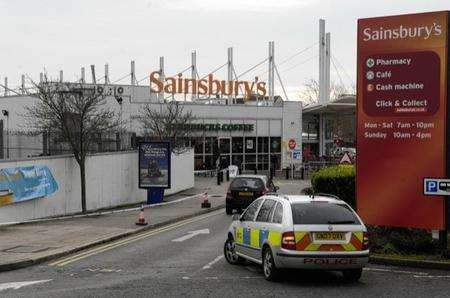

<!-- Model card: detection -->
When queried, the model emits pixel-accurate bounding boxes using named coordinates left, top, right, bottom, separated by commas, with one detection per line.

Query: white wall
left=0, top=149, right=194, bottom=223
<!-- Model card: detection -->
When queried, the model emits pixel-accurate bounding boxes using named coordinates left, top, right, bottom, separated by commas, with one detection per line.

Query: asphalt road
left=1, top=209, right=450, bottom=298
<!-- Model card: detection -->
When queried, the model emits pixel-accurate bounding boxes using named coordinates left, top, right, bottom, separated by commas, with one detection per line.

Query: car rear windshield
left=291, top=202, right=360, bottom=225
left=230, top=178, right=264, bottom=190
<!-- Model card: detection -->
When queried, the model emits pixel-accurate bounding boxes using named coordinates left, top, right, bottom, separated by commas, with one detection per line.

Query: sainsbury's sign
left=150, top=72, right=267, bottom=99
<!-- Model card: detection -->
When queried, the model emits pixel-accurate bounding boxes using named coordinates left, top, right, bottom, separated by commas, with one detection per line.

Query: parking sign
left=423, top=178, right=450, bottom=196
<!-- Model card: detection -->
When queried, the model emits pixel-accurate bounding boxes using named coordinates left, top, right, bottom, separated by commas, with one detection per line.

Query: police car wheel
left=342, top=268, right=362, bottom=282
left=262, top=247, right=279, bottom=281
left=224, top=238, right=244, bottom=265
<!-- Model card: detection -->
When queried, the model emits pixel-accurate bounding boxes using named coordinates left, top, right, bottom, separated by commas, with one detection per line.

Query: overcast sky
left=0, top=0, right=448, bottom=100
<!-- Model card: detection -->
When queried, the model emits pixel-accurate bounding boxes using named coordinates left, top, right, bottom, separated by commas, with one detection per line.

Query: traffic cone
left=201, top=192, right=211, bottom=208
left=135, top=206, right=148, bottom=226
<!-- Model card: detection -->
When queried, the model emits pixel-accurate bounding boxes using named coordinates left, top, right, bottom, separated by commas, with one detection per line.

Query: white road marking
left=413, top=275, right=450, bottom=278
left=364, top=267, right=428, bottom=276
left=0, top=280, right=52, bottom=292
left=172, top=229, right=210, bottom=242
left=202, top=255, right=224, bottom=269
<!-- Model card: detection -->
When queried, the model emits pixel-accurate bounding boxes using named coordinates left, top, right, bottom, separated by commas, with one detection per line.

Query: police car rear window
left=291, top=203, right=360, bottom=225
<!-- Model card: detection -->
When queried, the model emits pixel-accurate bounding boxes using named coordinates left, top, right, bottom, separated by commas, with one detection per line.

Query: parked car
left=225, top=175, right=278, bottom=215
left=224, top=194, right=369, bottom=282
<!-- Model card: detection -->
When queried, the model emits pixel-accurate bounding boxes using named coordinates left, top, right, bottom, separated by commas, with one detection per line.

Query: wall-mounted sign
left=139, top=141, right=171, bottom=189
left=292, top=149, right=302, bottom=160
left=150, top=72, right=266, bottom=99
left=357, top=11, right=448, bottom=230
left=246, top=139, right=254, bottom=150
left=0, top=165, right=58, bottom=207
left=173, top=123, right=254, bottom=132
left=288, top=139, right=296, bottom=150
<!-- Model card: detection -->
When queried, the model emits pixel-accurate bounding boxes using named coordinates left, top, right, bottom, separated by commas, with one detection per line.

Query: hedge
left=311, top=165, right=356, bottom=208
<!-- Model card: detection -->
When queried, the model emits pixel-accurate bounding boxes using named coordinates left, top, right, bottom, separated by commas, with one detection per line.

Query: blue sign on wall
left=138, top=141, right=171, bottom=189
left=0, top=165, right=59, bottom=207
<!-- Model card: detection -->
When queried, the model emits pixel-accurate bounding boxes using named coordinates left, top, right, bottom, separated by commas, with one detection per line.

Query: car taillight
left=226, top=187, right=231, bottom=199
left=362, top=232, right=369, bottom=250
left=281, top=231, right=296, bottom=250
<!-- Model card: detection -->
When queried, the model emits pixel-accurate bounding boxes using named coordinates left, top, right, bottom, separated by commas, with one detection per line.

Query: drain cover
left=3, top=245, right=53, bottom=253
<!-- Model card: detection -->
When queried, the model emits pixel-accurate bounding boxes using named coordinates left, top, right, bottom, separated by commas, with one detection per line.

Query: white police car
left=223, top=194, right=369, bottom=281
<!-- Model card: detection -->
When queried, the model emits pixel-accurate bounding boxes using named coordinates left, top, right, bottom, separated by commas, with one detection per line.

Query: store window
left=219, top=138, right=230, bottom=154
left=270, top=137, right=281, bottom=153
left=192, top=137, right=204, bottom=154
left=205, top=137, right=216, bottom=154
left=245, top=154, right=256, bottom=171
left=257, top=137, right=269, bottom=153
left=232, top=137, right=244, bottom=154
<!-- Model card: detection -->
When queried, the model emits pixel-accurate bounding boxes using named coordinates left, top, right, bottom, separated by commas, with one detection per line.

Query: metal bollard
left=301, top=167, right=305, bottom=180
left=217, top=171, right=221, bottom=185
left=285, top=167, right=290, bottom=180
left=226, top=169, right=230, bottom=181
left=254, top=168, right=257, bottom=174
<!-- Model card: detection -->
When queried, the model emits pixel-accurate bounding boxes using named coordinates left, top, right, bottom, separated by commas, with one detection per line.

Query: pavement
left=0, top=176, right=310, bottom=273
left=1, top=209, right=450, bottom=297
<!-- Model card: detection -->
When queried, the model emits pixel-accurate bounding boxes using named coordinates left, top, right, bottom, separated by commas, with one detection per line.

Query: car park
left=223, top=194, right=369, bottom=282
left=225, top=175, right=278, bottom=215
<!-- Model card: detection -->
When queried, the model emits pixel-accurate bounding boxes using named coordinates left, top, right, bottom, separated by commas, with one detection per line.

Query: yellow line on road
left=49, top=209, right=224, bottom=267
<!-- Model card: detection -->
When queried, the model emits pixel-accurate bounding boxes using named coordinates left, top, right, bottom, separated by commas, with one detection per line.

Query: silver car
left=223, top=194, right=369, bottom=281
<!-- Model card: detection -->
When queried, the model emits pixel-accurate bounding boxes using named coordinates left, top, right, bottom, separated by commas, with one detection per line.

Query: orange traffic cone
left=135, top=206, right=148, bottom=226
left=201, top=193, right=211, bottom=208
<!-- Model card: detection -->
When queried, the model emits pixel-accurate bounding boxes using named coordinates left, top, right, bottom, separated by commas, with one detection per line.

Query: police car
left=223, top=194, right=369, bottom=282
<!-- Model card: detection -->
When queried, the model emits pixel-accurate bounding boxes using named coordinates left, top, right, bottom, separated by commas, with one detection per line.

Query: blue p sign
left=426, top=180, right=438, bottom=193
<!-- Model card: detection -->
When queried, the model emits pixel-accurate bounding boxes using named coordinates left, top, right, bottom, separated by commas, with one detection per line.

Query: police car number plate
left=315, top=232, right=345, bottom=241
left=239, top=192, right=253, bottom=197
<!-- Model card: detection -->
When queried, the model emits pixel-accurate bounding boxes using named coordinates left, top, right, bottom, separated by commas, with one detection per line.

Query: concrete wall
left=0, top=149, right=194, bottom=223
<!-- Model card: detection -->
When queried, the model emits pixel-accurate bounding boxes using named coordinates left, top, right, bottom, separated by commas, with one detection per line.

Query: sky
left=0, top=0, right=449, bottom=100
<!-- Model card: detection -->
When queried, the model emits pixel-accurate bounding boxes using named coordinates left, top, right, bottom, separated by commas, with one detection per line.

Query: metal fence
left=0, top=129, right=136, bottom=160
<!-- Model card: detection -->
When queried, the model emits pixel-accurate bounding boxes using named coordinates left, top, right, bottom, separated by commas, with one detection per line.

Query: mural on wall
left=0, top=165, right=58, bottom=207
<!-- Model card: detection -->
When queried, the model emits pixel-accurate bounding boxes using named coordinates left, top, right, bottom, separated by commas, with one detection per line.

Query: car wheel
left=226, top=206, right=233, bottom=215
left=224, top=238, right=244, bottom=265
left=262, top=247, right=279, bottom=281
left=342, top=268, right=363, bottom=282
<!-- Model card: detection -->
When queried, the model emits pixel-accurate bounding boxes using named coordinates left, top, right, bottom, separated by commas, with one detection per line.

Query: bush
left=368, top=225, right=440, bottom=255
left=311, top=165, right=356, bottom=208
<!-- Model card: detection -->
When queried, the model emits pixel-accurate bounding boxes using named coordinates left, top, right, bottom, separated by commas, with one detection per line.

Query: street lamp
left=1, top=110, right=9, bottom=159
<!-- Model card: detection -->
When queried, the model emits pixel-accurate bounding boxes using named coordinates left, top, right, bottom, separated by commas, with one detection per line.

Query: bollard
left=254, top=168, right=257, bottom=174
left=226, top=169, right=230, bottom=181
left=217, top=171, right=221, bottom=185
left=301, top=167, right=305, bottom=180
left=285, top=167, right=290, bottom=180
left=219, top=170, right=224, bottom=183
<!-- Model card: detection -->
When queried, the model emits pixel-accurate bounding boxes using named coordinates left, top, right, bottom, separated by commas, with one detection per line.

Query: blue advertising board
left=139, top=141, right=171, bottom=189
left=0, top=165, right=58, bottom=207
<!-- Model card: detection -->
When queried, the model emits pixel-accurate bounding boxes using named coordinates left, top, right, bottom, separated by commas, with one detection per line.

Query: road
left=1, top=209, right=450, bottom=297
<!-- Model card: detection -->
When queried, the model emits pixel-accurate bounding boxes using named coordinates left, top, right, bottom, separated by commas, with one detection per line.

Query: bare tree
left=24, top=79, right=121, bottom=213
left=139, top=100, right=194, bottom=153
left=298, top=79, right=353, bottom=105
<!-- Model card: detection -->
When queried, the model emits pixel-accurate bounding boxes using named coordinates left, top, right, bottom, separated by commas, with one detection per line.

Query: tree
left=139, top=100, right=195, bottom=153
left=24, top=79, right=121, bottom=213
left=298, top=79, right=354, bottom=105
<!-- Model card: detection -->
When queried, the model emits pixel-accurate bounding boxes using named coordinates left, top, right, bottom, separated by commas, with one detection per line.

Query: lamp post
left=2, top=110, right=9, bottom=159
